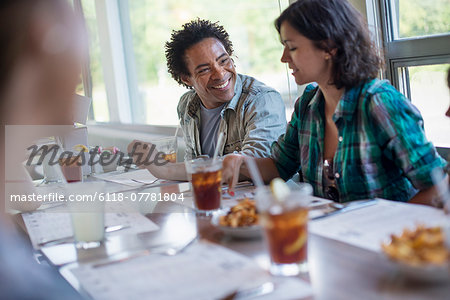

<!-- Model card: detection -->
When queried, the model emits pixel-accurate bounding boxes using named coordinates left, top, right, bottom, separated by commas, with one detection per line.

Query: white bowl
left=211, top=209, right=262, bottom=239
left=387, top=258, right=450, bottom=283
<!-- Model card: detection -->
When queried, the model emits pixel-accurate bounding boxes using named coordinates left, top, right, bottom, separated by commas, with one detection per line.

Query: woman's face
left=279, top=21, right=332, bottom=87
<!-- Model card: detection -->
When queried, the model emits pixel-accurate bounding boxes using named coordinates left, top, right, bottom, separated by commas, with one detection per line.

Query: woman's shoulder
left=363, top=79, right=404, bottom=100
left=362, top=79, right=422, bottom=123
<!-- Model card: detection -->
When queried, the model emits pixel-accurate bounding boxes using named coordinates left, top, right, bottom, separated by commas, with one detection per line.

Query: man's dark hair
left=275, top=0, right=383, bottom=90
left=165, top=18, right=234, bottom=89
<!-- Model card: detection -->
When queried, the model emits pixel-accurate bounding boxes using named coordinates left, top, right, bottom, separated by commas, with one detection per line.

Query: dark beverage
left=191, top=169, right=222, bottom=211
left=261, top=207, right=308, bottom=264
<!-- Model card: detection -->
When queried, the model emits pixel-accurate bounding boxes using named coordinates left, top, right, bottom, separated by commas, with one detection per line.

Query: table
left=18, top=177, right=450, bottom=300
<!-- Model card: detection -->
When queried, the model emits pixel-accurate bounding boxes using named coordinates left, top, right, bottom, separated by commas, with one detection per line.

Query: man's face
left=182, top=38, right=237, bottom=109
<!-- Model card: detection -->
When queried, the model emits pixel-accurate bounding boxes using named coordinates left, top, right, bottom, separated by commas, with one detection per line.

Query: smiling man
left=128, top=19, right=287, bottom=181
left=168, top=19, right=286, bottom=160
left=127, top=19, right=286, bottom=181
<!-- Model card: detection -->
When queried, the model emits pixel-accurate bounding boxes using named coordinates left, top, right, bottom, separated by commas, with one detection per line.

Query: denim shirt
left=178, top=73, right=287, bottom=159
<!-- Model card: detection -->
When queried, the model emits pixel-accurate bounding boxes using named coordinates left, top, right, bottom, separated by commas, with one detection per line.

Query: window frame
left=376, top=0, right=450, bottom=97
left=370, top=0, right=450, bottom=155
left=80, top=0, right=295, bottom=130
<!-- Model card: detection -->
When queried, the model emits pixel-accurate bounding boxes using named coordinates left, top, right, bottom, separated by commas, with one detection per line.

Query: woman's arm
left=222, top=154, right=280, bottom=194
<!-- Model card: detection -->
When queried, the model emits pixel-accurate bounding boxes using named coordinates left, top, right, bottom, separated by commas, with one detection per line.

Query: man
left=128, top=19, right=286, bottom=181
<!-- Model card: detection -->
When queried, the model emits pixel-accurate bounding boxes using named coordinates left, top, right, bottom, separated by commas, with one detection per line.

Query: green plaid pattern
left=272, top=79, right=447, bottom=202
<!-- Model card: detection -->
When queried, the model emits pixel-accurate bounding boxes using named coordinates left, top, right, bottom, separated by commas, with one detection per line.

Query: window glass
left=127, top=0, right=295, bottom=125
left=81, top=0, right=109, bottom=122
left=403, top=64, right=450, bottom=147
left=391, top=0, right=450, bottom=39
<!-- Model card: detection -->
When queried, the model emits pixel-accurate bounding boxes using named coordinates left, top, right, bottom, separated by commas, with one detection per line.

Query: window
left=389, top=0, right=450, bottom=40
left=79, top=0, right=296, bottom=126
left=375, top=0, right=450, bottom=148
left=399, top=64, right=450, bottom=147
left=80, top=0, right=109, bottom=122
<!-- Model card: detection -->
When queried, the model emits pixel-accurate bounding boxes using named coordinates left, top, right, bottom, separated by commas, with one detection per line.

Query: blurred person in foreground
left=446, top=68, right=450, bottom=181
left=127, top=19, right=286, bottom=183
left=222, top=0, right=447, bottom=205
left=0, top=0, right=85, bottom=298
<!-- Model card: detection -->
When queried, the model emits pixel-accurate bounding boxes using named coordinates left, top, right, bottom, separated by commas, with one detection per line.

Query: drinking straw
left=173, top=123, right=180, bottom=139
left=212, top=132, right=224, bottom=163
left=431, top=168, right=450, bottom=214
left=244, top=156, right=264, bottom=188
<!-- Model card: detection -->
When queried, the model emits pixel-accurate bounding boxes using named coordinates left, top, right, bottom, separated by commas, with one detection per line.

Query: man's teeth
left=212, top=80, right=229, bottom=89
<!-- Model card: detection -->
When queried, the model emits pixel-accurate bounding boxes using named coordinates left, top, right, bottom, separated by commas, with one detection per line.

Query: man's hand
left=127, top=139, right=157, bottom=168
left=222, top=154, right=245, bottom=196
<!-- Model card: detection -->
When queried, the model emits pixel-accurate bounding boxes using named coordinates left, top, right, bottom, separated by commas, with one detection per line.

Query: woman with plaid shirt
left=222, top=0, right=447, bottom=205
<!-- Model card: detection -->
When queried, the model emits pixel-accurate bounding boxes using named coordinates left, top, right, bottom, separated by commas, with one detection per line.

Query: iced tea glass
left=185, top=158, right=222, bottom=215
left=152, top=137, right=177, bottom=163
left=256, top=186, right=312, bottom=276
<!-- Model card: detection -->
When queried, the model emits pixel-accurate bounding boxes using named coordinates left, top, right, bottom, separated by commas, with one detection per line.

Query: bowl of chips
left=381, top=225, right=450, bottom=282
left=211, top=199, right=262, bottom=239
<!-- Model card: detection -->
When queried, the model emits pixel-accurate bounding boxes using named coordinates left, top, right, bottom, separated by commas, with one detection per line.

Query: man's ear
left=181, top=75, right=192, bottom=88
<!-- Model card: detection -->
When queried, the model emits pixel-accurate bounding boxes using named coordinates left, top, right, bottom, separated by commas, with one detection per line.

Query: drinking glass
left=42, top=146, right=65, bottom=183
left=152, top=136, right=178, bottom=163
left=185, top=157, right=222, bottom=215
left=256, top=185, right=312, bottom=276
left=65, top=182, right=105, bottom=249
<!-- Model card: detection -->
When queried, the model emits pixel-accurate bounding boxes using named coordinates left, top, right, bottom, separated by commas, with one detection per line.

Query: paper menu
left=93, top=169, right=158, bottom=187
left=65, top=241, right=312, bottom=300
left=22, top=210, right=159, bottom=249
left=309, top=199, right=449, bottom=252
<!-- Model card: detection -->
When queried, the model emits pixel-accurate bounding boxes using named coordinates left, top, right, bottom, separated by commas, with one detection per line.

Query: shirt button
left=335, top=173, right=340, bottom=179
left=338, top=136, right=343, bottom=142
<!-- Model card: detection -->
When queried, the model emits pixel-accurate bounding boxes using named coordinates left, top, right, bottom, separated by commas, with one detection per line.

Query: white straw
left=174, top=124, right=180, bottom=139
left=212, top=132, right=224, bottom=163
left=431, top=168, right=450, bottom=214
left=244, top=157, right=264, bottom=188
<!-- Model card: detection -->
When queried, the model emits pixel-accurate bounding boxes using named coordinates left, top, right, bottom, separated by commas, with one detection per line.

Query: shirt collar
left=332, top=81, right=366, bottom=122
left=309, top=86, right=324, bottom=119
left=222, top=73, right=242, bottom=114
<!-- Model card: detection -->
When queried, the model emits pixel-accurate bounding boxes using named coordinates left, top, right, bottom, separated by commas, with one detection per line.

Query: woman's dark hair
left=165, top=18, right=234, bottom=89
left=275, top=0, right=383, bottom=89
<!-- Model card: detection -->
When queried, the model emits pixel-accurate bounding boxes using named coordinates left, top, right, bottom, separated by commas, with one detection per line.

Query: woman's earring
left=325, top=55, right=330, bottom=60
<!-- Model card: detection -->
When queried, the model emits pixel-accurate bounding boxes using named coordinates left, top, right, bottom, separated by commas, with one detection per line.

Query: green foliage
left=398, top=0, right=450, bottom=38
left=127, top=0, right=286, bottom=85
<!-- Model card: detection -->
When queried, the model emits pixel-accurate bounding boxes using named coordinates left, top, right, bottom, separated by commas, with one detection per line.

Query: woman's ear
left=324, top=48, right=337, bottom=61
left=329, top=48, right=337, bottom=57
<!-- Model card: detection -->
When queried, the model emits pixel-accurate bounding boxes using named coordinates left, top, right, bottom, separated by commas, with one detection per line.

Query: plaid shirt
left=272, top=79, right=447, bottom=202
